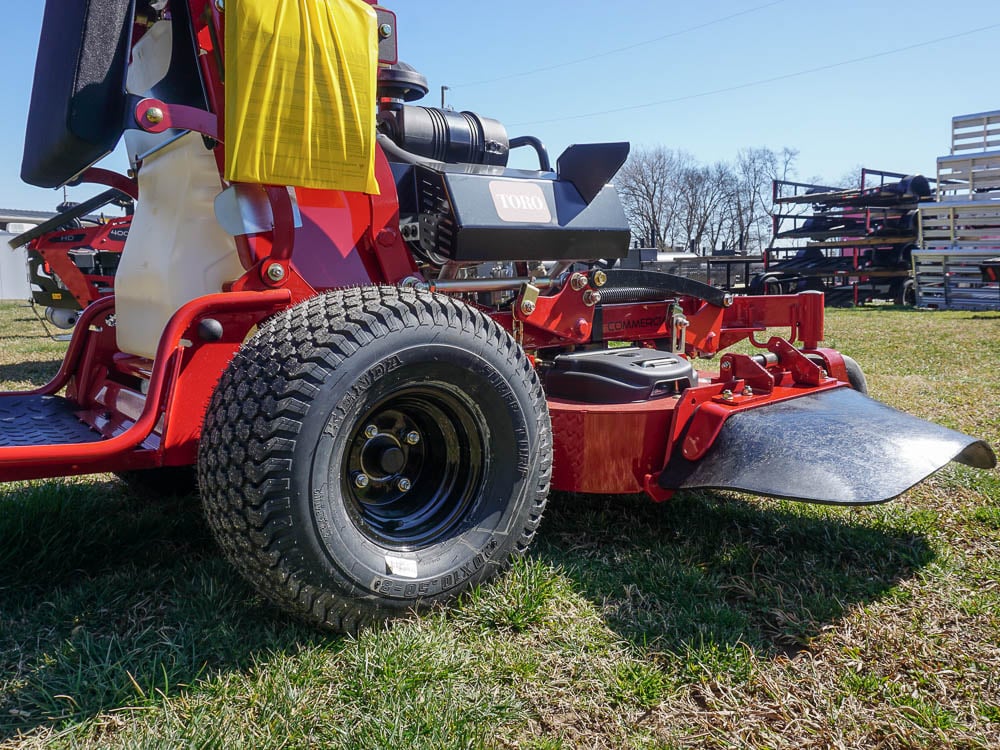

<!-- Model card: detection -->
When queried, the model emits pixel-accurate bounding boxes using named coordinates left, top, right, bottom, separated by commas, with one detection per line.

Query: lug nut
left=364, top=424, right=379, bottom=439
left=569, top=272, right=588, bottom=291
left=354, top=473, right=370, bottom=488
left=397, top=477, right=412, bottom=492
left=404, top=431, right=420, bottom=445
left=265, top=263, right=286, bottom=282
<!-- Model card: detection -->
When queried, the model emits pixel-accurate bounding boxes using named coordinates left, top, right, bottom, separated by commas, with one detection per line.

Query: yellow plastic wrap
left=224, top=0, right=380, bottom=194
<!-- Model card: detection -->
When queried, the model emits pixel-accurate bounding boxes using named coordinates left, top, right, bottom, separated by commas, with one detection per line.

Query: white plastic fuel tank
left=114, top=20, right=244, bottom=359
left=114, top=134, right=244, bottom=359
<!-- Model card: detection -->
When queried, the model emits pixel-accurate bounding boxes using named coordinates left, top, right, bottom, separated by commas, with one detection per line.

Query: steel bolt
left=379, top=23, right=393, bottom=38
left=721, top=389, right=734, bottom=400
left=592, top=269, right=608, bottom=287
left=364, top=424, right=379, bottom=439
left=582, top=290, right=602, bottom=307
left=265, top=263, right=286, bottom=282
left=721, top=360, right=731, bottom=370
left=145, top=107, right=164, bottom=124
left=404, top=431, right=420, bottom=445
left=520, top=299, right=536, bottom=315
left=354, top=473, right=370, bottom=488
left=569, top=272, right=588, bottom=291
left=742, top=386, right=754, bottom=396
left=397, top=477, right=412, bottom=492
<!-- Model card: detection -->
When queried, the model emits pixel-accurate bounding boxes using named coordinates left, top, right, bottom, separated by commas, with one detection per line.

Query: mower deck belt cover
left=225, top=0, right=380, bottom=194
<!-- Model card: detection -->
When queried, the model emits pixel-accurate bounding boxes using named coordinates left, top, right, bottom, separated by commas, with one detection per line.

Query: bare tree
left=616, top=147, right=689, bottom=249
left=617, top=145, right=797, bottom=256
left=727, top=146, right=798, bottom=254
left=676, top=161, right=732, bottom=255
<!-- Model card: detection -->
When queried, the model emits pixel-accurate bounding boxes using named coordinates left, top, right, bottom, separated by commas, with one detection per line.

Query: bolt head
left=569, top=272, right=587, bottom=291
left=721, top=389, right=734, bottom=400
left=404, top=431, right=420, bottom=445
left=742, top=386, right=754, bottom=396
left=520, top=300, right=536, bottom=315
left=592, top=270, right=608, bottom=287
left=364, top=424, right=379, bottom=439
left=582, top=290, right=601, bottom=307
left=145, top=107, right=164, bottom=124
left=397, top=477, right=412, bottom=492
left=265, top=263, right=286, bottom=282
left=721, top=360, right=731, bottom=370
left=354, top=473, right=370, bottom=488
left=379, top=23, right=393, bottom=38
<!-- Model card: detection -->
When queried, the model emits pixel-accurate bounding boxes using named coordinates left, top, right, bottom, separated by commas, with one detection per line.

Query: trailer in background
left=753, top=168, right=928, bottom=306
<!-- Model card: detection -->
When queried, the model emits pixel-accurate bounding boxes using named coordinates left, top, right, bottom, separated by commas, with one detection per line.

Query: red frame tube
left=0, top=290, right=290, bottom=480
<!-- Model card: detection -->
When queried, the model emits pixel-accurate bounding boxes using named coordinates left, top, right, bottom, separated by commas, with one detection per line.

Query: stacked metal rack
left=914, top=110, right=1000, bottom=310
left=754, top=168, right=929, bottom=306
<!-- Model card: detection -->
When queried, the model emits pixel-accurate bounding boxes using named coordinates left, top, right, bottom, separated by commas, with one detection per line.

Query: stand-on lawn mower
left=5, top=0, right=995, bottom=632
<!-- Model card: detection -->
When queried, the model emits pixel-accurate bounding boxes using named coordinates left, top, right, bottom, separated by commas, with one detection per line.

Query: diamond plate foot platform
left=0, top=395, right=103, bottom=447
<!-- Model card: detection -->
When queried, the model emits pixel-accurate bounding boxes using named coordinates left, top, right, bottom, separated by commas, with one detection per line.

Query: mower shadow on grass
left=0, top=479, right=934, bottom=739
left=0, top=479, right=319, bottom=739
left=533, top=490, right=934, bottom=660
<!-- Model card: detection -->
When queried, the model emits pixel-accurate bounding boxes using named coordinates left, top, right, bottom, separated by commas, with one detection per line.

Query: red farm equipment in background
left=3, top=0, right=994, bottom=633
left=8, top=182, right=135, bottom=330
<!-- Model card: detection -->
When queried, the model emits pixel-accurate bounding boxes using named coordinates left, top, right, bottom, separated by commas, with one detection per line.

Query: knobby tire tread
left=198, top=286, right=551, bottom=633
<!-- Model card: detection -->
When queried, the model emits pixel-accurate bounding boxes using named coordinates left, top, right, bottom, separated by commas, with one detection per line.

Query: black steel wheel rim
left=341, top=384, right=485, bottom=549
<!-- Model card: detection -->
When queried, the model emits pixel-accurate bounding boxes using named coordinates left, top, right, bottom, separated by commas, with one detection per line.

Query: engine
left=376, top=63, right=632, bottom=295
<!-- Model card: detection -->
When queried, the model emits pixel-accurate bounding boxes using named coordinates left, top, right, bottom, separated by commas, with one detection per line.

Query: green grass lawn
left=0, top=301, right=998, bottom=749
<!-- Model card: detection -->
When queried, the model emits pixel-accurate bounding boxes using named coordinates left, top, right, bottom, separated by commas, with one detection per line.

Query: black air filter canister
left=378, top=105, right=509, bottom=166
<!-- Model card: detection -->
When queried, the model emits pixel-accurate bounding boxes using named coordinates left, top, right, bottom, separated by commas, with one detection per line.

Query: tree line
left=616, top=145, right=798, bottom=256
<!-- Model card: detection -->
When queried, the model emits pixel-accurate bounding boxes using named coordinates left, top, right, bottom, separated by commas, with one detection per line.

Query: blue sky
left=1, top=0, right=998, bottom=212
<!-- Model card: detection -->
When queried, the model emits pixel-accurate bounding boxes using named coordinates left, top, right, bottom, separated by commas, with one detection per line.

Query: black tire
left=762, top=275, right=789, bottom=295
left=841, top=355, right=868, bottom=394
left=808, top=353, right=868, bottom=395
left=198, top=286, right=552, bottom=632
left=895, top=278, right=916, bottom=307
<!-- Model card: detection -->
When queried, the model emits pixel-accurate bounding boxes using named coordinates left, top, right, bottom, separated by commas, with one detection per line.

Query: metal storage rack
left=914, top=109, right=1000, bottom=310
left=756, top=168, right=926, bottom=306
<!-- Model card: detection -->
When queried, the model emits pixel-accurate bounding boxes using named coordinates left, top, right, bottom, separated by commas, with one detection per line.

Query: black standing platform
left=0, top=395, right=103, bottom=447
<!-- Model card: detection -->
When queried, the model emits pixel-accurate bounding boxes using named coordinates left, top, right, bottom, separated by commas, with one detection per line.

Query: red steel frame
left=0, top=1, right=854, bottom=500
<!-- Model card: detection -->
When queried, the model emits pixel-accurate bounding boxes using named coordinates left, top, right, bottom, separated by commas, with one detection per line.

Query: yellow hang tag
left=224, top=0, right=380, bottom=194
